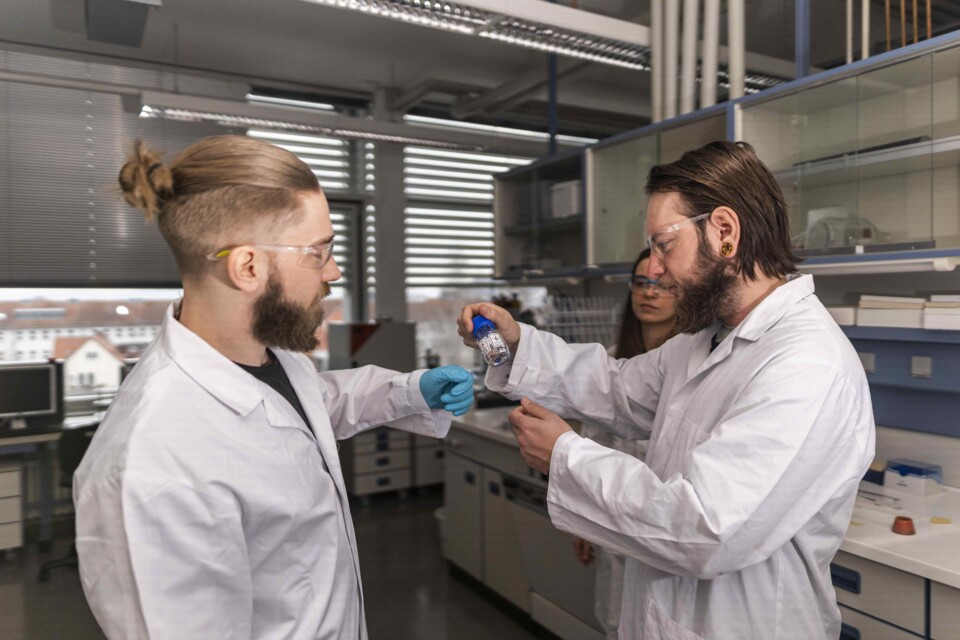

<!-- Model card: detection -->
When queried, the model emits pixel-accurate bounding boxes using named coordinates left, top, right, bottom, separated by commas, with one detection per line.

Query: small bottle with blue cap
left=472, top=314, right=511, bottom=367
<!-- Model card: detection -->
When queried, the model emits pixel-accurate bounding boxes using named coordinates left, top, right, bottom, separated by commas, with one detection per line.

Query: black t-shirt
left=236, top=350, right=312, bottom=432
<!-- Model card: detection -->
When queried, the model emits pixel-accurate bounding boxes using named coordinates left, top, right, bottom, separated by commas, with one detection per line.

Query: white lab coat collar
left=159, top=302, right=265, bottom=418
left=692, top=274, right=815, bottom=374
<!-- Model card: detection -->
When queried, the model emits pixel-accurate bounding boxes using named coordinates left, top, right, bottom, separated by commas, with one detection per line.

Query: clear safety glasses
left=647, top=212, right=712, bottom=257
left=206, top=240, right=335, bottom=270
left=629, top=275, right=674, bottom=297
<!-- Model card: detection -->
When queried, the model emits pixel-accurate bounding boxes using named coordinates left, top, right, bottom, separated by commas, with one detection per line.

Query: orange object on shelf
left=892, top=516, right=916, bottom=535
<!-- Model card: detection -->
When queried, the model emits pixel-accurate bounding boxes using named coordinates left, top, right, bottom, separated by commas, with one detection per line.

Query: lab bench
left=445, top=409, right=960, bottom=640
left=443, top=408, right=603, bottom=640
left=836, top=485, right=960, bottom=639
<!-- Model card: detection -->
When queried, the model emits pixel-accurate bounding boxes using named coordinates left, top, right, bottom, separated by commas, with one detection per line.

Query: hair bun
left=119, top=140, right=174, bottom=222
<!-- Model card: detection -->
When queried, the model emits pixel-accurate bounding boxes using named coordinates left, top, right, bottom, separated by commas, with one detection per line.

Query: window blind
left=403, top=146, right=531, bottom=286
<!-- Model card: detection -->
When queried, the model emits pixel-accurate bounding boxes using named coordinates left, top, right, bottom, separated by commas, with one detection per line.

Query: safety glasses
left=647, top=212, right=712, bottom=257
left=628, top=275, right=674, bottom=297
left=206, top=239, right=335, bottom=270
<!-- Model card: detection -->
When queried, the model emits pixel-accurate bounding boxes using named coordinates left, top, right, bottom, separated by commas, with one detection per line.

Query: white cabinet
left=831, top=550, right=926, bottom=636
left=340, top=427, right=413, bottom=498
left=443, top=452, right=482, bottom=579
left=0, top=465, right=21, bottom=552
left=931, top=581, right=960, bottom=640
left=482, top=468, right=529, bottom=610
left=412, top=434, right=444, bottom=488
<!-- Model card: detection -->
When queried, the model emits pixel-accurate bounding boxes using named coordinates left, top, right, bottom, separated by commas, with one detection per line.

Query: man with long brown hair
left=459, top=141, right=875, bottom=639
left=75, top=135, right=473, bottom=639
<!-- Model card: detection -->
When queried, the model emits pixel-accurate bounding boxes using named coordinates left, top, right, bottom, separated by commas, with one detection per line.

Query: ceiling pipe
left=847, top=0, right=854, bottom=64
left=701, top=0, right=720, bottom=107
left=862, top=0, right=871, bottom=59
left=651, top=0, right=663, bottom=122
left=663, top=0, right=680, bottom=119
left=451, top=58, right=590, bottom=119
left=727, top=0, right=746, bottom=99
left=389, top=80, right=487, bottom=114
left=680, top=0, right=700, bottom=114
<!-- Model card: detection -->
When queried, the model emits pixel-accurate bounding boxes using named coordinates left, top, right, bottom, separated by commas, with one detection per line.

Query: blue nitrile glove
left=419, top=365, right=475, bottom=416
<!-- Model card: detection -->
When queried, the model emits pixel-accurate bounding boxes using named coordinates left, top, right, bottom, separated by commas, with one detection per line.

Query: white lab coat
left=580, top=346, right=648, bottom=640
left=487, top=275, right=875, bottom=639
left=74, top=304, right=450, bottom=640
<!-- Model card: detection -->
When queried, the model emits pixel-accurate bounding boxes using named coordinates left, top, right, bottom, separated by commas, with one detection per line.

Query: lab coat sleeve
left=486, top=323, right=663, bottom=439
left=80, top=471, right=252, bottom=640
left=318, top=366, right=450, bottom=440
left=545, top=355, right=872, bottom=580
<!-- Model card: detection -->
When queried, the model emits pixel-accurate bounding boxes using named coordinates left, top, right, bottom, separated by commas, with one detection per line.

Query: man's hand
left=419, top=366, right=475, bottom=416
left=457, top=303, right=521, bottom=354
left=508, top=397, right=573, bottom=475
left=573, top=536, right=595, bottom=567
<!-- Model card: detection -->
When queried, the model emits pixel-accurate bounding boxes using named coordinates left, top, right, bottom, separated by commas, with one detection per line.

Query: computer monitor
left=0, top=361, right=62, bottom=425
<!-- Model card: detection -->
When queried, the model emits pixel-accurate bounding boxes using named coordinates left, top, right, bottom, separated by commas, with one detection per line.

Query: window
left=86, top=351, right=99, bottom=360
left=403, top=146, right=532, bottom=287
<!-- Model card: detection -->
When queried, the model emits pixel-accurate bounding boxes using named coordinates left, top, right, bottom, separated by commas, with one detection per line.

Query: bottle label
left=478, top=331, right=509, bottom=365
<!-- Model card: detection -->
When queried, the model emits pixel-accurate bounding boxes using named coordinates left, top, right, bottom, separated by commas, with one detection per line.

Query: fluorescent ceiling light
left=139, top=91, right=550, bottom=155
left=246, top=93, right=336, bottom=111
left=301, top=0, right=786, bottom=90
left=403, top=114, right=598, bottom=145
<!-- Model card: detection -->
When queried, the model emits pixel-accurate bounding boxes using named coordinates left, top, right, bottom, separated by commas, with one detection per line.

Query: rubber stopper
left=892, top=516, right=916, bottom=536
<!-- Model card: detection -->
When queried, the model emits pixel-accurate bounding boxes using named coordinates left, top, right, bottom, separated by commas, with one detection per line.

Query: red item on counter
left=892, top=516, right=916, bottom=536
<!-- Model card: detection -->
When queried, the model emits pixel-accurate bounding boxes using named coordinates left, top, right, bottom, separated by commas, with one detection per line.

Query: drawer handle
left=375, top=432, right=389, bottom=441
left=464, top=471, right=475, bottom=485
left=831, top=564, right=861, bottom=594
left=376, top=457, right=390, bottom=466
left=435, top=450, right=445, bottom=459
left=839, top=623, right=860, bottom=640
left=376, top=477, right=392, bottom=487
left=376, top=443, right=389, bottom=452
left=488, top=482, right=501, bottom=496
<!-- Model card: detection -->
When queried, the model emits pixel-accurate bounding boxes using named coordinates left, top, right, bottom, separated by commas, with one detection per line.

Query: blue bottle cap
left=471, top=314, right=496, bottom=339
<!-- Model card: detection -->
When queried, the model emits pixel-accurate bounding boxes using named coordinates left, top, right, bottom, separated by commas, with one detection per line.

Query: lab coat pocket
left=644, top=599, right=705, bottom=640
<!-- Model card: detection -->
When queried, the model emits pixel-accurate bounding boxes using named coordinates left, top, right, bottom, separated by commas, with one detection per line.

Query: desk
left=0, top=417, right=99, bottom=553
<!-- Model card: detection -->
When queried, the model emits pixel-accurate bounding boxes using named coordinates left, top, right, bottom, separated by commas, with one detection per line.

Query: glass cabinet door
left=932, top=46, right=960, bottom=248
left=855, top=54, right=933, bottom=250
left=587, top=133, right=657, bottom=265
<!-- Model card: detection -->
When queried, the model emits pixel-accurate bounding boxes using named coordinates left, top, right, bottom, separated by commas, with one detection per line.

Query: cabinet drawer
left=352, top=427, right=409, bottom=450
left=0, top=496, right=20, bottom=525
left=352, top=469, right=411, bottom=495
left=0, top=470, right=20, bottom=498
left=354, top=449, right=410, bottom=475
left=831, top=551, right=925, bottom=635
left=839, top=605, right=922, bottom=640
left=931, top=581, right=960, bottom=639
left=0, top=522, right=21, bottom=550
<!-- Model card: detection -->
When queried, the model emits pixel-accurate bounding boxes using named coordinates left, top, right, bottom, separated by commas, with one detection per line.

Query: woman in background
left=572, top=248, right=677, bottom=639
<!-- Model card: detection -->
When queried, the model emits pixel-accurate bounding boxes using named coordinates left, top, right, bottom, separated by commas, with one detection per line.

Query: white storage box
left=548, top=180, right=581, bottom=219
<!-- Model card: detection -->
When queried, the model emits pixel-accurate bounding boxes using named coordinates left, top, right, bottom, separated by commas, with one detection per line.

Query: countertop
left=451, top=407, right=518, bottom=448
left=841, top=483, right=960, bottom=588
left=451, top=410, right=960, bottom=588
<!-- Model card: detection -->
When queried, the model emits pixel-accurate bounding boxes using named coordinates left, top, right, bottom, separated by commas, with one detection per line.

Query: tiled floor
left=0, top=491, right=541, bottom=639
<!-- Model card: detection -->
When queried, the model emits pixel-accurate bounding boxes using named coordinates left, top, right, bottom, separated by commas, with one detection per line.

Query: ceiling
left=0, top=0, right=956, bottom=136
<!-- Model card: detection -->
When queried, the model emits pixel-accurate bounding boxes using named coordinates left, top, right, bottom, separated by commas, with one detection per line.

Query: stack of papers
left=924, top=295, right=960, bottom=330
left=856, top=295, right=925, bottom=328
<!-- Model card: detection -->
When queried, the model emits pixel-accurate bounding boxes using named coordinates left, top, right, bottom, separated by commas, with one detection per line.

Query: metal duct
left=651, top=0, right=664, bottom=122
left=727, top=0, right=745, bottom=99
left=85, top=0, right=155, bottom=47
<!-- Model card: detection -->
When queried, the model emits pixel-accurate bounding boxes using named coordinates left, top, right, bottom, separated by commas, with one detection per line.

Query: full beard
left=251, top=272, right=330, bottom=353
left=669, top=238, right=739, bottom=335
